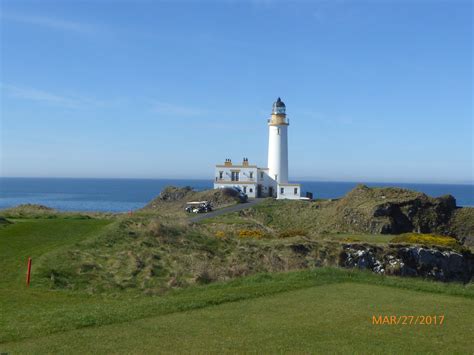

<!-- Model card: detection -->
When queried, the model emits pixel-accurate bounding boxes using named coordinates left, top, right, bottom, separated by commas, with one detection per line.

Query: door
left=257, top=184, right=262, bottom=198
left=268, top=186, right=273, bottom=198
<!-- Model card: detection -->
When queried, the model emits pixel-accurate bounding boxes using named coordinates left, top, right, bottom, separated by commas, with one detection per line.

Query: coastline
left=1, top=177, right=473, bottom=212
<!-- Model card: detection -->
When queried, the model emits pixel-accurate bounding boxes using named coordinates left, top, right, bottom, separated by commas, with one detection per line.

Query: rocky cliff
left=244, top=185, right=473, bottom=241
left=331, top=185, right=469, bottom=237
left=340, top=243, right=473, bottom=283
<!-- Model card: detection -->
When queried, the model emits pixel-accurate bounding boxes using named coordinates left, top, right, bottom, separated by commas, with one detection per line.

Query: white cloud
left=1, top=84, right=109, bottom=109
left=2, top=84, right=80, bottom=107
left=2, top=13, right=97, bottom=35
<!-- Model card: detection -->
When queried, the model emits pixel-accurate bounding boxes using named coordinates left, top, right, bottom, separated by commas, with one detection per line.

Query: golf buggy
left=185, top=201, right=213, bottom=213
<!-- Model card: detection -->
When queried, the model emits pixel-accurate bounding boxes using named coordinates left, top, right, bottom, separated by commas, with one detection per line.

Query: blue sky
left=1, top=0, right=472, bottom=183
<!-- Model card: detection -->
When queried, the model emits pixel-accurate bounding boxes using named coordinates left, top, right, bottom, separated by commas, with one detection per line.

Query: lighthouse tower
left=213, top=97, right=301, bottom=200
left=268, top=97, right=289, bottom=184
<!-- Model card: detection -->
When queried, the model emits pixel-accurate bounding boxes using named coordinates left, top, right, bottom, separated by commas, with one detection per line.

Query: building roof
left=215, top=164, right=258, bottom=168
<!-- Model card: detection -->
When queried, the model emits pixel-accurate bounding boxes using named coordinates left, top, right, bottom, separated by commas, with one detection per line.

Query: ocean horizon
left=0, top=177, right=472, bottom=212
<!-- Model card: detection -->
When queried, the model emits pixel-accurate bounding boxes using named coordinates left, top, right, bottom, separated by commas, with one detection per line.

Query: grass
left=323, top=233, right=395, bottom=244
left=198, top=213, right=255, bottom=225
left=203, top=214, right=396, bottom=244
left=0, top=217, right=473, bottom=353
left=202, top=190, right=474, bottom=242
left=1, top=266, right=474, bottom=352
left=3, top=282, right=474, bottom=353
left=0, top=218, right=112, bottom=287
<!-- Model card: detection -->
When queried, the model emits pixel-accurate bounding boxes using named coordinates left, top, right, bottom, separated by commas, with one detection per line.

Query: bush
left=278, top=229, right=308, bottom=239
left=391, top=233, right=459, bottom=248
left=238, top=229, right=265, bottom=239
left=215, top=231, right=225, bottom=238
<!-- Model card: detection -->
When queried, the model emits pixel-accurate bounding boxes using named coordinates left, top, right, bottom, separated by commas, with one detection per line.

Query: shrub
left=215, top=231, right=225, bottom=238
left=391, top=233, right=459, bottom=248
left=147, top=219, right=164, bottom=237
left=278, top=229, right=308, bottom=239
left=238, top=229, right=265, bottom=239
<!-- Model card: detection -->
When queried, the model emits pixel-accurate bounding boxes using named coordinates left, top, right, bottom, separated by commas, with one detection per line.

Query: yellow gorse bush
left=238, top=229, right=265, bottom=239
left=391, top=233, right=459, bottom=248
left=214, top=231, right=225, bottom=238
left=341, top=237, right=362, bottom=243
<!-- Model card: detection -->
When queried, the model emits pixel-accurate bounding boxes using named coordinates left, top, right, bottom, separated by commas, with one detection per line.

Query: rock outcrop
left=340, top=243, right=473, bottom=283
left=142, top=186, right=245, bottom=213
left=334, top=185, right=460, bottom=236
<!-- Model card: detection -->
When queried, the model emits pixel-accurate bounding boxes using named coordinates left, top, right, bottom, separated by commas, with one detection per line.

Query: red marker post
left=26, top=257, right=32, bottom=286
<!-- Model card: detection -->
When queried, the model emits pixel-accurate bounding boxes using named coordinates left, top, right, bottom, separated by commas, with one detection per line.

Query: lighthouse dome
left=272, top=97, right=286, bottom=115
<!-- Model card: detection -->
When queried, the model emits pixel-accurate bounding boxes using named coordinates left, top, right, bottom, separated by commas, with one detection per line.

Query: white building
left=214, top=98, right=301, bottom=200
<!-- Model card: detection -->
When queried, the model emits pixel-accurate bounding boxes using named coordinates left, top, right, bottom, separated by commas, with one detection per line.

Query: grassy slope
left=200, top=208, right=396, bottom=244
left=4, top=283, right=474, bottom=353
left=204, top=190, right=474, bottom=240
left=0, top=218, right=112, bottom=342
left=1, top=218, right=473, bottom=353
left=0, top=218, right=112, bottom=286
left=450, top=207, right=474, bottom=239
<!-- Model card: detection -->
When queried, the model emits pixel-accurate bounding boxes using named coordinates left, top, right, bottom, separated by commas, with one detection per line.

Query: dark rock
left=339, top=243, right=473, bottom=283
left=159, top=186, right=193, bottom=201
left=340, top=245, right=380, bottom=270
left=334, top=186, right=459, bottom=236
left=290, top=243, right=311, bottom=255
left=373, top=203, right=393, bottom=217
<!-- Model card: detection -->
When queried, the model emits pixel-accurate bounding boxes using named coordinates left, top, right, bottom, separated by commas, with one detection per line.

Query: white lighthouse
left=268, top=97, right=289, bottom=184
left=213, top=97, right=301, bottom=199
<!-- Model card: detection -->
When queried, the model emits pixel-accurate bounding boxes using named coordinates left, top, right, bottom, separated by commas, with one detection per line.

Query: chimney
left=243, top=157, right=249, bottom=167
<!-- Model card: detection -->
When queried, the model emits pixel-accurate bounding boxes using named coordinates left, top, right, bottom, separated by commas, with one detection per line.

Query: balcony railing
left=215, top=178, right=255, bottom=183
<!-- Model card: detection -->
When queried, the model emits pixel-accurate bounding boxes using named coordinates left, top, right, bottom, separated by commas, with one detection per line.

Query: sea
left=0, top=178, right=472, bottom=212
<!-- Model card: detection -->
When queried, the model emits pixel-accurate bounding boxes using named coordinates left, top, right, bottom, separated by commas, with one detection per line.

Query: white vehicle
left=185, top=201, right=213, bottom=213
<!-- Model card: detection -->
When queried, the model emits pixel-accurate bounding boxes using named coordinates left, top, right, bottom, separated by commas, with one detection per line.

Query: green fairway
left=3, top=283, right=474, bottom=353
left=0, top=218, right=112, bottom=287
left=0, top=217, right=473, bottom=353
left=0, top=218, right=112, bottom=344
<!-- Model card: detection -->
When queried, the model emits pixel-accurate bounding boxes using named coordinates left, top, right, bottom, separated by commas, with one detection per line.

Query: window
left=280, top=187, right=284, bottom=194
left=243, top=186, right=247, bottom=193
left=219, top=171, right=223, bottom=179
left=250, top=188, right=253, bottom=193
left=277, top=128, right=280, bottom=135
left=231, top=172, right=239, bottom=181
left=260, top=172, right=264, bottom=179
left=249, top=172, right=253, bottom=179
left=275, top=174, right=278, bottom=181
left=294, top=188, right=298, bottom=195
